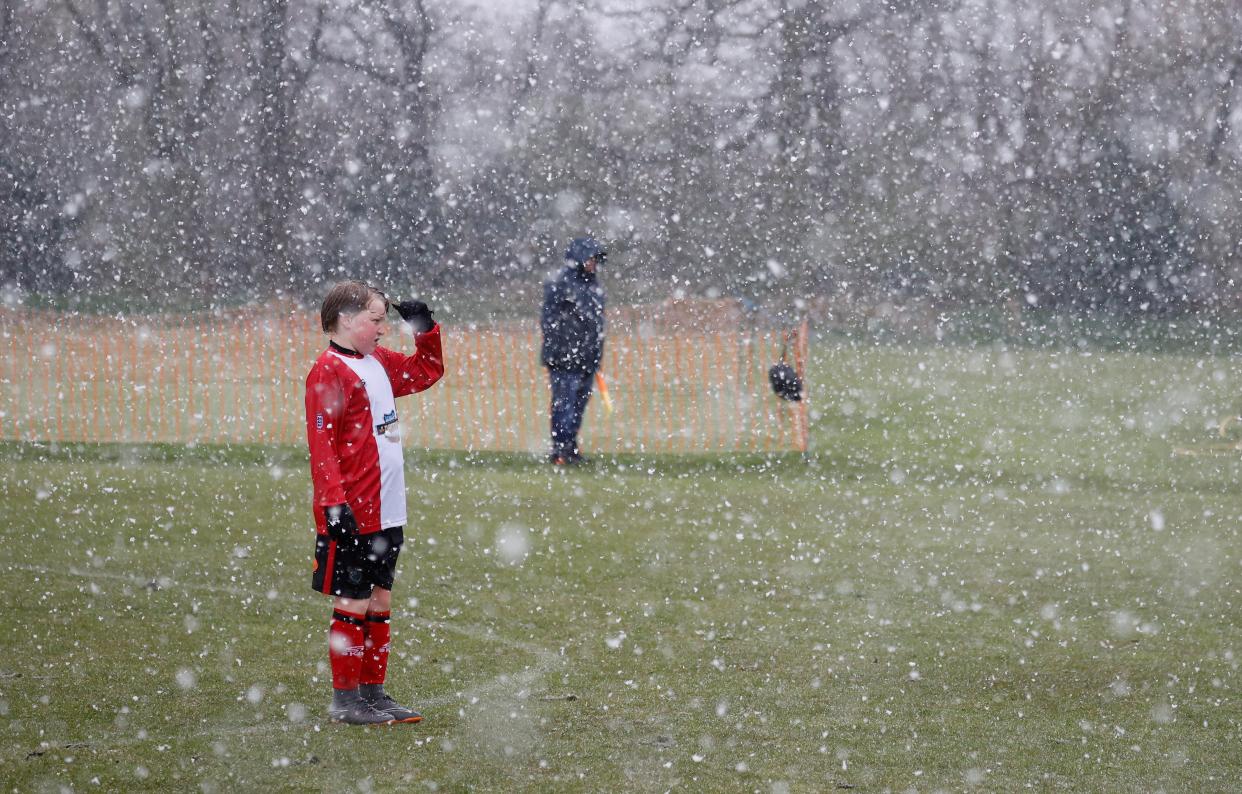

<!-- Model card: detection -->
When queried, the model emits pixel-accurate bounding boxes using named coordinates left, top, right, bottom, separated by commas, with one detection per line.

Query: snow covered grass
left=2, top=342, right=1241, bottom=791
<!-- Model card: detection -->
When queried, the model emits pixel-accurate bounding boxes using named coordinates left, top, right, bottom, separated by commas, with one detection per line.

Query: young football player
left=305, top=280, right=443, bottom=724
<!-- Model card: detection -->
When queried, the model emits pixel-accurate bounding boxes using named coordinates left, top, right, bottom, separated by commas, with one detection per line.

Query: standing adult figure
left=540, top=236, right=607, bottom=464
left=304, top=280, right=443, bottom=725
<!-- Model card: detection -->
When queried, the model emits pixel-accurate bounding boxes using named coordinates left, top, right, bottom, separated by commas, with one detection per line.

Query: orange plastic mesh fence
left=0, top=307, right=808, bottom=453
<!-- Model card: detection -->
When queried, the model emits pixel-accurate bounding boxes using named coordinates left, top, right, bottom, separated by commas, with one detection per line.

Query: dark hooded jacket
left=540, top=262, right=605, bottom=373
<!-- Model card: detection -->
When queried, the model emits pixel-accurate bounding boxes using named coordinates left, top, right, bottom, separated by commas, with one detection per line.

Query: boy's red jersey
left=305, top=327, right=443, bottom=535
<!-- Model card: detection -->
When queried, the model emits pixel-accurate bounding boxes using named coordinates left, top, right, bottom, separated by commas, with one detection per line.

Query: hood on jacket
left=565, top=237, right=607, bottom=266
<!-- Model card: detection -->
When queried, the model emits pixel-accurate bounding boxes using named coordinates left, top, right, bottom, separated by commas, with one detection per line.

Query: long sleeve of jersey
left=374, top=324, right=445, bottom=398
left=305, top=361, right=349, bottom=508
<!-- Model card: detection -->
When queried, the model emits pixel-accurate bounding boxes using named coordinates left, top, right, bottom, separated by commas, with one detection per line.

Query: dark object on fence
left=768, top=328, right=803, bottom=401
left=768, top=362, right=802, bottom=401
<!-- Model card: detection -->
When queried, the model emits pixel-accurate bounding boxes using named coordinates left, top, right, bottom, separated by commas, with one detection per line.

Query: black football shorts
left=311, top=526, right=404, bottom=599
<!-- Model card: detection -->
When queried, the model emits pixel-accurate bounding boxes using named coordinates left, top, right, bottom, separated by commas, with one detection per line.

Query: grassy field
left=2, top=341, right=1241, bottom=792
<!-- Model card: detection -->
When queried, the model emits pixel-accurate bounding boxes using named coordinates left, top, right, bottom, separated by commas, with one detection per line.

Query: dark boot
left=328, top=688, right=395, bottom=725
left=360, top=683, right=423, bottom=724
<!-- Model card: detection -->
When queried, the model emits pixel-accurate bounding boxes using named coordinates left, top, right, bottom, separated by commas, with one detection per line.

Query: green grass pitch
left=2, top=342, right=1241, bottom=791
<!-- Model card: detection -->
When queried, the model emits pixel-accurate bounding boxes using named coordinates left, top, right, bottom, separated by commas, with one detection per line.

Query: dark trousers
left=548, top=368, right=594, bottom=457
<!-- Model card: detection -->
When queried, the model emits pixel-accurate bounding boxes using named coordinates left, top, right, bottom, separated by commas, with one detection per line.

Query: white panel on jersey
left=334, top=352, right=408, bottom=529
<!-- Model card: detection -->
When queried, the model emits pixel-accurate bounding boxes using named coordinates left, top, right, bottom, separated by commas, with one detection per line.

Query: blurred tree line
left=1, top=0, right=1240, bottom=315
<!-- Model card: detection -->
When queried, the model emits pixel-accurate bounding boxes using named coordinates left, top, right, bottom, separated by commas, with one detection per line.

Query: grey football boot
left=360, top=683, right=423, bottom=724
left=328, top=688, right=396, bottom=725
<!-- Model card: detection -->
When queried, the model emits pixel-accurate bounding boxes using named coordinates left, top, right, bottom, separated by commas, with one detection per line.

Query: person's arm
left=305, top=362, right=348, bottom=507
left=375, top=324, right=445, bottom=398
left=541, top=276, right=562, bottom=338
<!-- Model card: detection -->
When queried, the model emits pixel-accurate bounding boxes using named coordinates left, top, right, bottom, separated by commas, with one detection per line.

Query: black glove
left=394, top=299, right=435, bottom=334
left=324, top=503, right=359, bottom=543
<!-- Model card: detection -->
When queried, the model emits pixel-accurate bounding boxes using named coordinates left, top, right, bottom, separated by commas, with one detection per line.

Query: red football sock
left=329, top=609, right=365, bottom=690
left=360, top=611, right=391, bottom=686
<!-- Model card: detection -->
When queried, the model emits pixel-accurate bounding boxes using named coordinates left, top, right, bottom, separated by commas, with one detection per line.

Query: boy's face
left=338, top=297, right=388, bottom=355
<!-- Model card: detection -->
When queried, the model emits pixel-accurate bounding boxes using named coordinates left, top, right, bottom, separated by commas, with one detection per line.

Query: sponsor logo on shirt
left=316, top=413, right=324, bottom=430
left=376, top=409, right=399, bottom=437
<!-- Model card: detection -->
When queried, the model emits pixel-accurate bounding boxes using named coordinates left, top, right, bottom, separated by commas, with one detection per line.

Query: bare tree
left=311, top=0, right=446, bottom=286
left=61, top=0, right=234, bottom=291
left=0, top=0, right=15, bottom=70
left=250, top=0, right=321, bottom=287
left=1, top=1, right=72, bottom=292
left=1, top=0, right=1235, bottom=310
